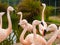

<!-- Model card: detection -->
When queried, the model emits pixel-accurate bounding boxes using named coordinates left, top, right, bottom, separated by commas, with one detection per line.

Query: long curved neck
left=20, top=28, right=27, bottom=44
left=0, top=16, right=2, bottom=28
left=47, top=30, right=58, bottom=45
left=42, top=6, right=46, bottom=21
left=19, top=14, right=22, bottom=23
left=33, top=25, right=37, bottom=38
left=6, top=10, right=12, bottom=36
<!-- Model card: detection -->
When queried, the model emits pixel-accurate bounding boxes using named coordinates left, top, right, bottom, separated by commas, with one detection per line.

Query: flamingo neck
left=42, top=6, right=46, bottom=21
left=19, top=14, right=22, bottom=23
left=6, top=10, right=12, bottom=36
left=0, top=16, right=2, bottom=28
left=47, top=30, right=58, bottom=45
left=33, top=25, right=37, bottom=38
left=20, top=28, right=27, bottom=43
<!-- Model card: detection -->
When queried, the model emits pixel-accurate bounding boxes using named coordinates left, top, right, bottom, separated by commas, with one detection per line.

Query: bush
left=0, top=2, right=8, bottom=12
left=45, top=6, right=55, bottom=21
left=17, top=0, right=42, bottom=22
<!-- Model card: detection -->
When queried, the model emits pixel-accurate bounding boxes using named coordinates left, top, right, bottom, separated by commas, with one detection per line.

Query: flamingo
left=47, top=26, right=60, bottom=45
left=32, top=22, right=60, bottom=45
left=20, top=20, right=47, bottom=45
left=19, top=19, right=60, bottom=45
left=38, top=24, right=60, bottom=45
left=17, top=12, right=33, bottom=32
left=0, top=12, right=5, bottom=28
left=39, top=3, right=47, bottom=36
left=32, top=20, right=47, bottom=45
left=0, top=6, right=14, bottom=43
left=17, top=12, right=33, bottom=45
left=19, top=19, right=35, bottom=45
left=17, top=12, right=47, bottom=45
left=44, top=24, right=58, bottom=39
left=44, top=24, right=60, bottom=45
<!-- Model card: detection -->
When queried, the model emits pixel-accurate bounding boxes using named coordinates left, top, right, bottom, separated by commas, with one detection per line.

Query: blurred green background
left=0, top=0, right=60, bottom=45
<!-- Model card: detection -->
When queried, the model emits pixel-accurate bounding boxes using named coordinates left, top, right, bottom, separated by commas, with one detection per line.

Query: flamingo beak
left=13, top=10, right=16, bottom=13
left=44, top=29, right=47, bottom=36
left=40, top=29, right=47, bottom=36
left=18, top=23, right=20, bottom=29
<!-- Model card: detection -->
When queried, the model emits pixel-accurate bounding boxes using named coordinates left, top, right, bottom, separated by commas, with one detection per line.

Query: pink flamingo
left=47, top=26, right=60, bottom=45
left=0, top=6, right=14, bottom=42
left=17, top=12, right=33, bottom=32
left=19, top=19, right=60, bottom=45
left=17, top=12, right=47, bottom=45
left=39, top=3, right=47, bottom=36
left=39, top=24, right=60, bottom=45
left=20, top=20, right=47, bottom=45
left=41, top=3, right=47, bottom=28
left=32, top=20, right=47, bottom=45
left=33, top=22, right=60, bottom=45
left=0, top=12, right=5, bottom=28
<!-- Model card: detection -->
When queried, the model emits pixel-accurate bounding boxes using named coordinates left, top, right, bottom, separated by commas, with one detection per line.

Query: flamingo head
left=42, top=3, right=46, bottom=8
left=17, top=12, right=22, bottom=15
left=32, top=20, right=41, bottom=26
left=40, top=21, right=47, bottom=36
left=39, top=24, right=46, bottom=36
left=0, top=12, right=5, bottom=16
left=7, top=6, right=14, bottom=11
left=19, top=19, right=28, bottom=29
left=46, top=24, right=57, bottom=32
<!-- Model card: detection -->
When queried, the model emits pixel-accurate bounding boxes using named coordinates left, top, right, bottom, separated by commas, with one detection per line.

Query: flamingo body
left=0, top=6, right=14, bottom=43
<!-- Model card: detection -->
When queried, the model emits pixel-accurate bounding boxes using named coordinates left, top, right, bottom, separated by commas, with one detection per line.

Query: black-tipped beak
left=44, top=29, right=47, bottom=36
left=13, top=10, right=16, bottom=13
left=18, top=25, right=20, bottom=29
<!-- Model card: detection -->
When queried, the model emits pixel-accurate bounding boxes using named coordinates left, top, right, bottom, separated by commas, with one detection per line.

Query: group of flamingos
left=0, top=3, right=60, bottom=45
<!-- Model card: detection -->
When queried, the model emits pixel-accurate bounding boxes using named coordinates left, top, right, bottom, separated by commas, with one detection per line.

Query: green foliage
left=17, top=0, right=42, bottom=22
left=0, top=2, right=8, bottom=12
left=45, top=6, right=55, bottom=21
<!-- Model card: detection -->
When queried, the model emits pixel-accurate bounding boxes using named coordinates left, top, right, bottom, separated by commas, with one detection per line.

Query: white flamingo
left=0, top=6, right=14, bottom=43
left=17, top=12, right=33, bottom=32
left=0, top=12, right=5, bottom=28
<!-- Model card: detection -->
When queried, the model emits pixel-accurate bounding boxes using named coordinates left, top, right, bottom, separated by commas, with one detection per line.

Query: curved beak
left=18, top=24, right=20, bottom=29
left=44, top=29, right=47, bottom=36
left=39, top=24, right=47, bottom=36
left=13, top=10, right=16, bottom=13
